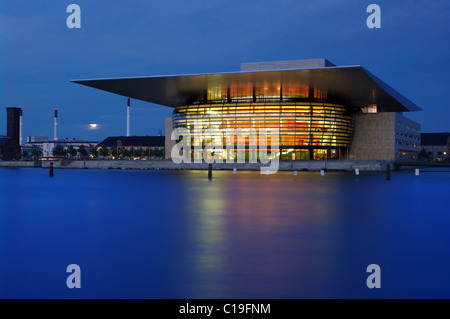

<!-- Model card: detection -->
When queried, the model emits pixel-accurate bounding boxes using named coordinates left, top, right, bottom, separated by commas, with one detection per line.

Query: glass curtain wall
left=173, top=102, right=353, bottom=161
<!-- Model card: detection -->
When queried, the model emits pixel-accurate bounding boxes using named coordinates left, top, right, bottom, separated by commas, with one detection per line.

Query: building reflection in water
left=180, top=170, right=343, bottom=298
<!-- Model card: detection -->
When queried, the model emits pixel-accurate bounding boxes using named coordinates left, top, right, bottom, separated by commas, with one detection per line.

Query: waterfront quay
left=1, top=159, right=391, bottom=171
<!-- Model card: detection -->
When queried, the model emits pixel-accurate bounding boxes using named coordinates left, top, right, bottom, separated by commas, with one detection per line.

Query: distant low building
left=420, top=133, right=450, bottom=161
left=28, top=137, right=49, bottom=143
left=96, top=136, right=165, bottom=159
left=97, top=136, right=165, bottom=149
left=25, top=137, right=98, bottom=158
left=394, top=113, right=421, bottom=160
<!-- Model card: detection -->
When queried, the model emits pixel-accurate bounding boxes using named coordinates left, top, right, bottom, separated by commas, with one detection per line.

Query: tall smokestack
left=6, top=107, right=20, bottom=142
left=127, top=98, right=130, bottom=137
left=19, top=108, right=23, bottom=146
left=4, top=107, right=21, bottom=160
left=54, top=108, right=58, bottom=141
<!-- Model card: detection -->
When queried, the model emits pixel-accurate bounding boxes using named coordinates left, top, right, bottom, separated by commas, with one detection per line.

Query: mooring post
left=386, top=164, right=391, bottom=181
left=49, top=162, right=54, bottom=177
left=415, top=168, right=420, bottom=176
left=208, top=163, right=212, bottom=179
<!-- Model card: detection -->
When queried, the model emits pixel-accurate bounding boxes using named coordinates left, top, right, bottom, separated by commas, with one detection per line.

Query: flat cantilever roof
left=72, top=65, right=421, bottom=112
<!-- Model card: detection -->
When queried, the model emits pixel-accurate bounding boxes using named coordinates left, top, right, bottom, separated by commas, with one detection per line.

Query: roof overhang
left=72, top=65, right=421, bottom=112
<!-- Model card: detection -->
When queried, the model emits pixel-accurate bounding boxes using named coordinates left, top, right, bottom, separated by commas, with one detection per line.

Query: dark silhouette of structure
left=97, top=136, right=165, bottom=149
left=1, top=107, right=22, bottom=160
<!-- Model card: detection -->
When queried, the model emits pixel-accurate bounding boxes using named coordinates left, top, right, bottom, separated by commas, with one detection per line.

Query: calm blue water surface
left=0, top=167, right=449, bottom=298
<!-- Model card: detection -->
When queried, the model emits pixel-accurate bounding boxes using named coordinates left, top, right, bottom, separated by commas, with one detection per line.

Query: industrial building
left=420, top=133, right=450, bottom=162
left=96, top=136, right=165, bottom=158
left=25, top=137, right=98, bottom=158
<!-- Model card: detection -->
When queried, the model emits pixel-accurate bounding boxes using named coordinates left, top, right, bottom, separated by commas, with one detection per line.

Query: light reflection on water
left=0, top=168, right=449, bottom=298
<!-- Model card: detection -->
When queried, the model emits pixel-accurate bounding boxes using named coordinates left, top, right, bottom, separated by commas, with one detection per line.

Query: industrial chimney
left=54, top=108, right=58, bottom=141
left=2, top=107, right=21, bottom=160
left=7, top=107, right=21, bottom=142
left=127, top=98, right=130, bottom=137
left=19, top=108, right=23, bottom=146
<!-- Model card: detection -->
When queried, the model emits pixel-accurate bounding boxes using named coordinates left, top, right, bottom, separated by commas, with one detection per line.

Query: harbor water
left=0, top=167, right=449, bottom=298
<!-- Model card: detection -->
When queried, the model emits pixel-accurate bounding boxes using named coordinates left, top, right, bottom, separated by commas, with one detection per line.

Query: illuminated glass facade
left=173, top=99, right=353, bottom=160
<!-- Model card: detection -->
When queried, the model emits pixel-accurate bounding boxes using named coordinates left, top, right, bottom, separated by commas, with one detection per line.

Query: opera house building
left=73, top=59, right=421, bottom=161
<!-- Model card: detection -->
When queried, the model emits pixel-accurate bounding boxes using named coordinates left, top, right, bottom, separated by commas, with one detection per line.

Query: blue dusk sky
left=0, top=0, right=449, bottom=141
